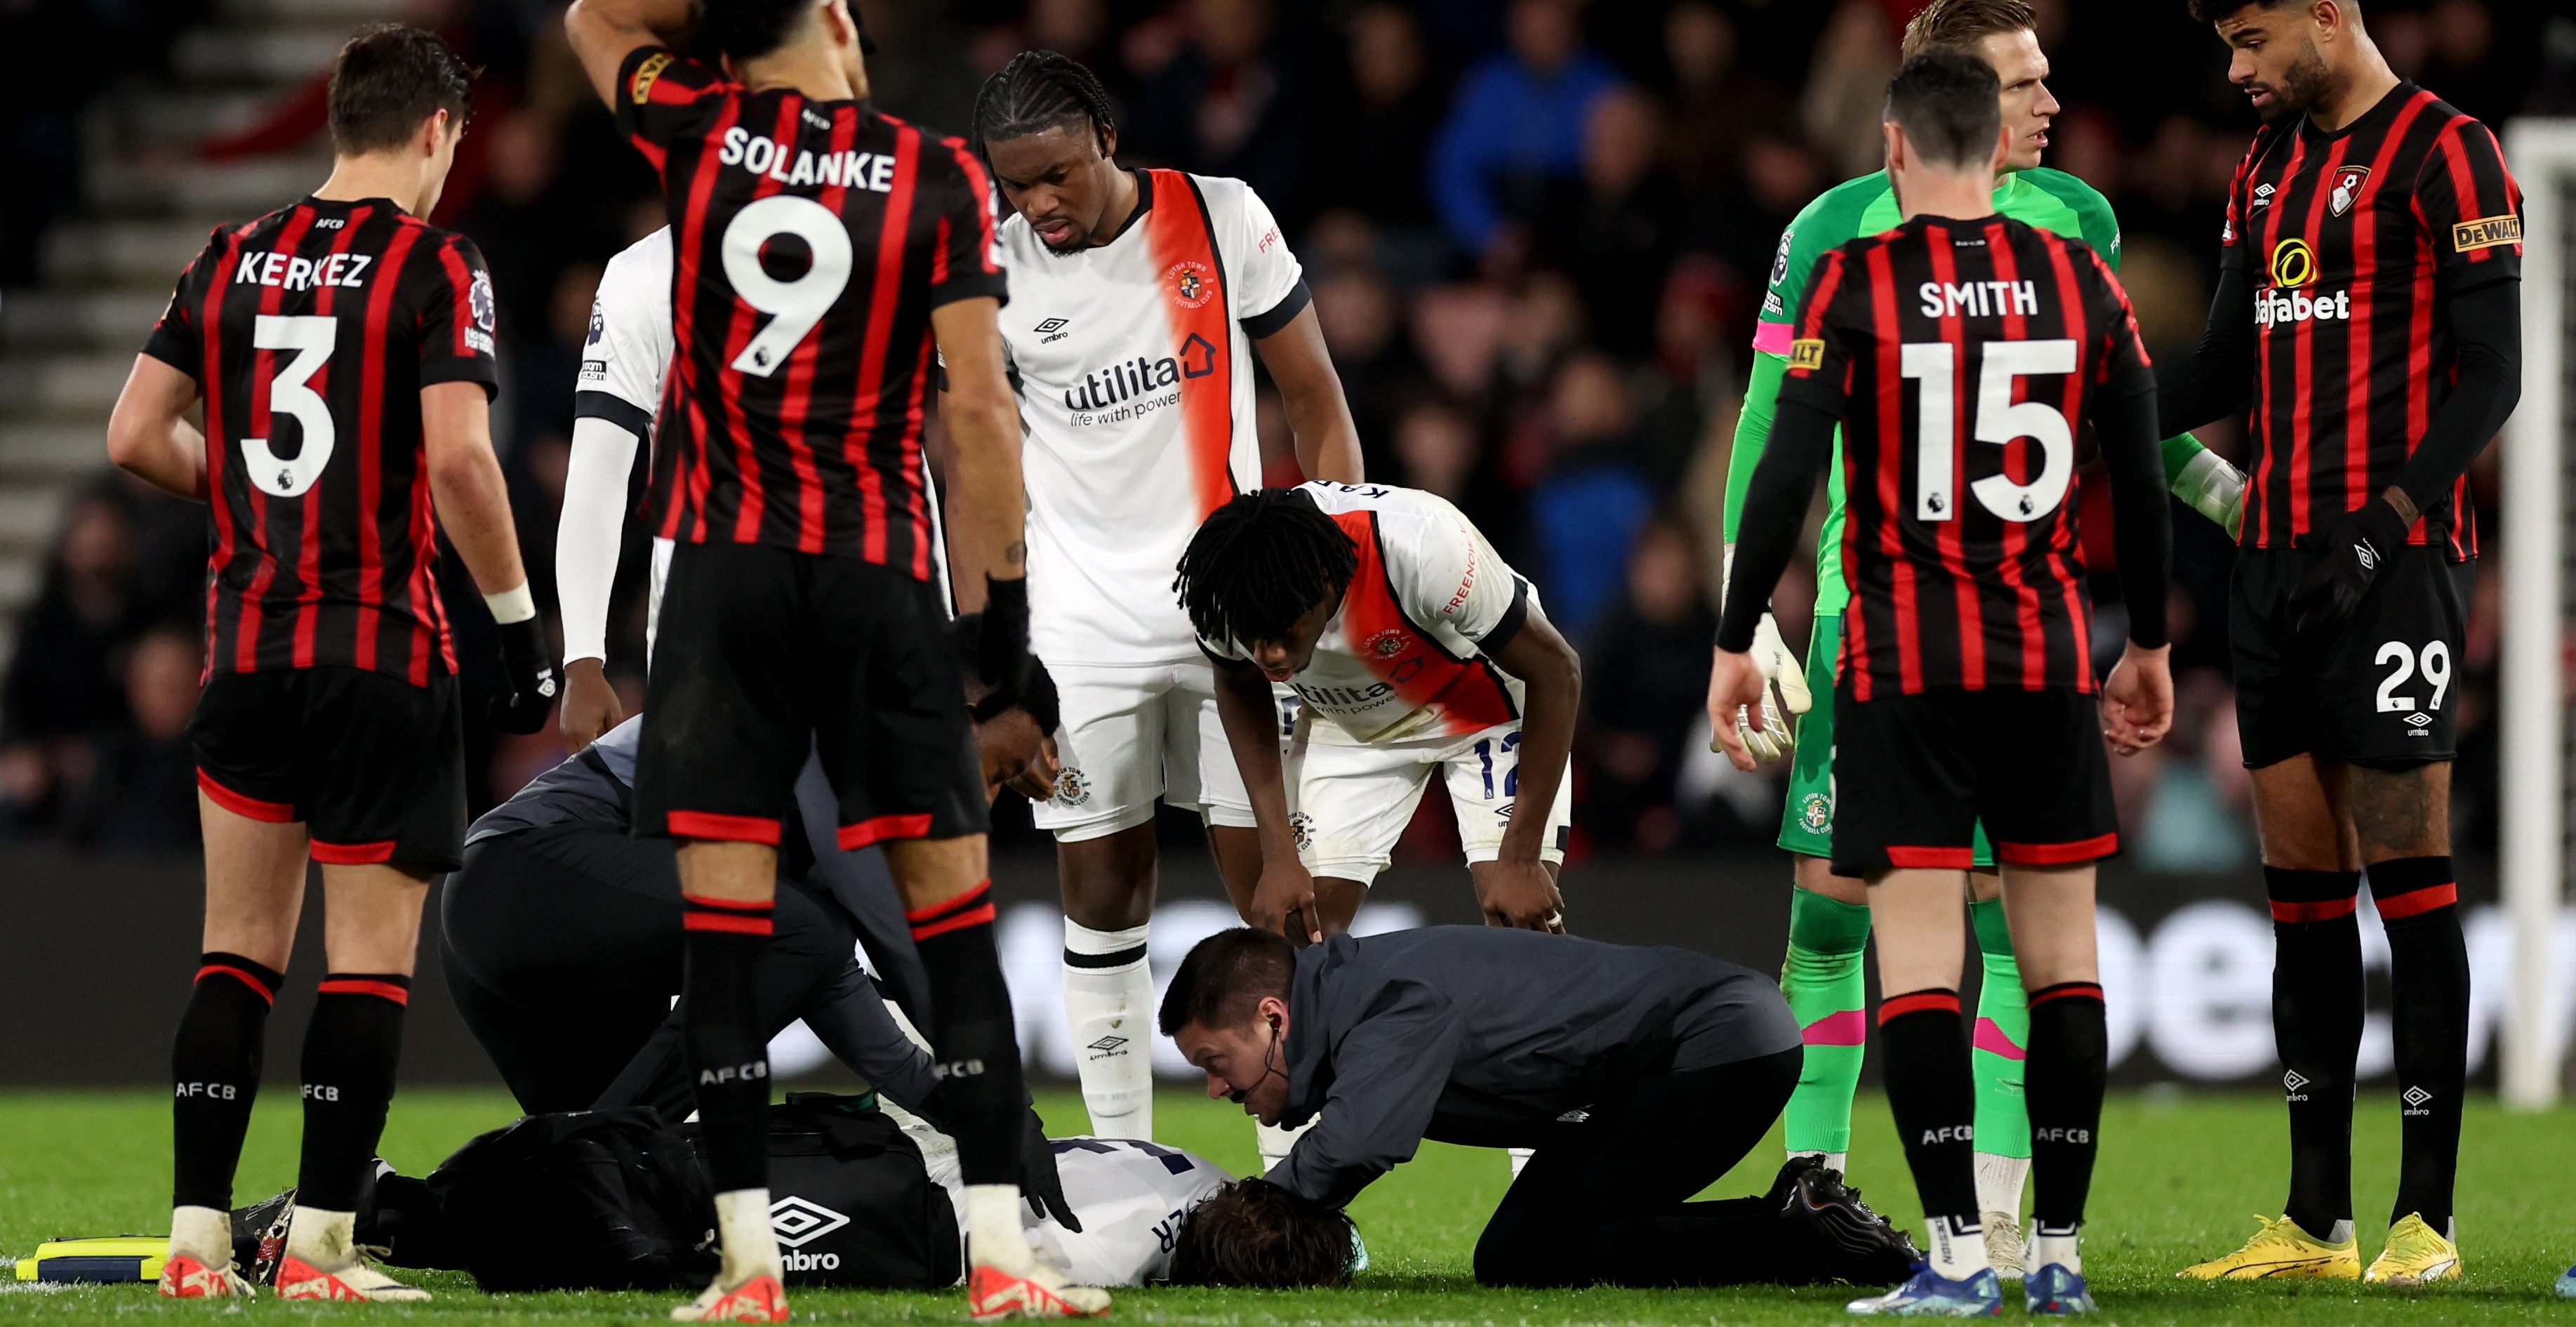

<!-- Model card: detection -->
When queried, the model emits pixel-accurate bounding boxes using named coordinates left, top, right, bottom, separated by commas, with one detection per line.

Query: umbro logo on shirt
left=1035, top=317, right=1070, bottom=343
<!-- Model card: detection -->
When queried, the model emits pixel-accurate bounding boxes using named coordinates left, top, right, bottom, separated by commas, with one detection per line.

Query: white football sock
left=1974, top=1152, right=2029, bottom=1220
left=284, top=1207, right=356, bottom=1269
left=1921, top=1214, right=1991, bottom=1281
left=964, top=1182, right=1037, bottom=1269
left=712, top=1188, right=780, bottom=1286
left=1789, top=1148, right=1849, bottom=1175
left=1507, top=1147, right=1535, bottom=1179
left=1256, top=1118, right=1315, bottom=1173
left=169, top=1205, right=232, bottom=1265
left=2032, top=1222, right=2080, bottom=1274
left=1062, top=920, right=1155, bottom=1137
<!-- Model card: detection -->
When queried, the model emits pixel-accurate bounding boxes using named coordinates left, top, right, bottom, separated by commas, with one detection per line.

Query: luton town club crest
left=1167, top=260, right=1214, bottom=310
left=1799, top=793, right=1833, bottom=833
left=1365, top=628, right=1407, bottom=659
left=2329, top=166, right=2370, bottom=218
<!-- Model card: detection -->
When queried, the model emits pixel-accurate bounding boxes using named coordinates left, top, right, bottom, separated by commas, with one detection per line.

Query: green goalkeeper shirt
left=1726, top=166, right=2125, bottom=618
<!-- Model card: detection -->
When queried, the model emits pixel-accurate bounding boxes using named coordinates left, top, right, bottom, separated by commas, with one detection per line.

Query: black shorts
left=632, top=541, right=988, bottom=848
left=2231, top=547, right=2468, bottom=770
left=189, top=666, right=465, bottom=872
left=1828, top=685, right=2118, bottom=876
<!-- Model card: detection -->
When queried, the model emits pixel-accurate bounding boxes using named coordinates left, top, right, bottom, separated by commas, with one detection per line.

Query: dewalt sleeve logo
left=2452, top=215, right=2523, bottom=253
left=630, top=51, right=672, bottom=104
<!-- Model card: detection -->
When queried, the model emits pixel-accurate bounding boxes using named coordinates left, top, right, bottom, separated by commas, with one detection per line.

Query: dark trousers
left=1473, top=1048, right=1802, bottom=1288
left=440, top=827, right=856, bottom=1117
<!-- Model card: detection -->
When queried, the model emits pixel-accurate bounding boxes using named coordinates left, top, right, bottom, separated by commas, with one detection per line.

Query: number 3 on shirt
left=246, top=314, right=336, bottom=499
left=722, top=195, right=854, bottom=376
left=1899, top=338, right=2077, bottom=523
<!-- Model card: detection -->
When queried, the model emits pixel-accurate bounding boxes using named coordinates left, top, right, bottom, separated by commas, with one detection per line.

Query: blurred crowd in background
left=2, top=0, right=2569, bottom=866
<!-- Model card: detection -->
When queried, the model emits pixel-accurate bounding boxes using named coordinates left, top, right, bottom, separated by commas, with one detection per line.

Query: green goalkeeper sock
left=1970, top=897, right=2032, bottom=1209
left=1781, top=887, right=1873, bottom=1158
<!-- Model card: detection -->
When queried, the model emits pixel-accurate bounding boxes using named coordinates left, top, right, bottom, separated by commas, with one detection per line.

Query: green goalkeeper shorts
left=1775, top=613, right=1996, bottom=869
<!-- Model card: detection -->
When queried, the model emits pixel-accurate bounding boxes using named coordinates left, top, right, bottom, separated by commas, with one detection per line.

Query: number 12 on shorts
left=1476, top=732, right=1522, bottom=800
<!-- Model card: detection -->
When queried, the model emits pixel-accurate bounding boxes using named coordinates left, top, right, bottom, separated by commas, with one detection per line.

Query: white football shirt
left=999, top=169, right=1308, bottom=667
left=924, top=1134, right=1232, bottom=1286
left=1203, top=482, right=1532, bottom=744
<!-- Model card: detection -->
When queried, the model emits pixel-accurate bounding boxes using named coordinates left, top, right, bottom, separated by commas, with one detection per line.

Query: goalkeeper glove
left=2171, top=444, right=2248, bottom=541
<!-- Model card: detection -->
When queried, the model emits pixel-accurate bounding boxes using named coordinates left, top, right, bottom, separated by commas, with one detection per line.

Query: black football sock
left=909, top=881, right=1028, bottom=1186
left=172, top=953, right=284, bottom=1210
left=296, top=973, right=410, bottom=1213
left=2371, top=857, right=2467, bottom=1232
left=2024, top=982, right=2107, bottom=1236
left=2266, top=866, right=2363, bottom=1240
left=682, top=894, right=776, bottom=1196
left=1878, top=989, right=1981, bottom=1265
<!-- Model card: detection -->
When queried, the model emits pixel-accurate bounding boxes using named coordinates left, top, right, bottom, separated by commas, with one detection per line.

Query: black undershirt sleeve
left=1715, top=395, right=1838, bottom=653
left=2389, top=273, right=2521, bottom=517
left=2092, top=369, right=2172, bottom=650
left=2153, top=263, right=2257, bottom=434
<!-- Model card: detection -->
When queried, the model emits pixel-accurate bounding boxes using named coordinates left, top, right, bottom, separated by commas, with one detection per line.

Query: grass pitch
left=1, top=1087, right=2570, bottom=1323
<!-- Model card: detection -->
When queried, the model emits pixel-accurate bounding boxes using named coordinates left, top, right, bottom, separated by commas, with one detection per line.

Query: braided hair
left=971, top=49, right=1117, bottom=158
left=1174, top=490, right=1360, bottom=649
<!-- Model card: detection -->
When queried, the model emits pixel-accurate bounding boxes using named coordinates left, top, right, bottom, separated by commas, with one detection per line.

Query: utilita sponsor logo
left=2256, top=287, right=2351, bottom=329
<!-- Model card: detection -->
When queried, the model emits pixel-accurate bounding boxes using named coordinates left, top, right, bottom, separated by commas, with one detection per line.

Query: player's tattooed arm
left=106, top=355, right=208, bottom=501
left=1249, top=303, right=1365, bottom=484
left=932, top=297, right=1029, bottom=590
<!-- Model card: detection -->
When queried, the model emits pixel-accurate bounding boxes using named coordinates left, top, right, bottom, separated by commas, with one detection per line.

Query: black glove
left=977, top=575, right=1034, bottom=710
left=1018, top=1108, right=1080, bottom=1232
left=2290, top=496, right=2411, bottom=640
left=489, top=616, right=559, bottom=734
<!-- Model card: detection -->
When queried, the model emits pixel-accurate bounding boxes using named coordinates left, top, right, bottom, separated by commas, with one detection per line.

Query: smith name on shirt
left=1918, top=279, right=2040, bottom=319
left=714, top=127, right=898, bottom=192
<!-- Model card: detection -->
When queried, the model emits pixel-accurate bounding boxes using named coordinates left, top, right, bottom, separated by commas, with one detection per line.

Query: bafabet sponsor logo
left=2255, top=286, right=2352, bottom=329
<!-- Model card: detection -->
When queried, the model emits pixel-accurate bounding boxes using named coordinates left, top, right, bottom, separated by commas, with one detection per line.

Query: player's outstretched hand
left=977, top=708, right=1058, bottom=802
left=1018, top=1108, right=1081, bottom=1233
left=2101, top=642, right=2175, bottom=756
left=2290, top=496, right=2410, bottom=639
left=1706, top=648, right=1770, bottom=772
left=1744, top=613, right=1811, bottom=763
left=1250, top=858, right=1324, bottom=946
left=557, top=658, right=623, bottom=754
left=1476, top=859, right=1565, bottom=933
left=489, top=617, right=561, bottom=735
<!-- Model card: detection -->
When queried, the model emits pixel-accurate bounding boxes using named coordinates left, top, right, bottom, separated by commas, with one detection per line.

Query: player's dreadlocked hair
left=1168, top=1180, right=1357, bottom=1288
left=1172, top=490, right=1360, bottom=651
left=971, top=49, right=1117, bottom=158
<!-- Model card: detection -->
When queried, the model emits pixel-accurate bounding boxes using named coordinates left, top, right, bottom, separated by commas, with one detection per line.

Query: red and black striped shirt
left=1780, top=216, right=2151, bottom=699
left=2221, top=82, right=2521, bottom=560
left=141, top=197, right=498, bottom=685
left=614, top=47, right=1007, bottom=572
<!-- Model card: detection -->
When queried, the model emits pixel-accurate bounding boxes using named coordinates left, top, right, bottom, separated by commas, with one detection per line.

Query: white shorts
left=1033, top=661, right=1259, bottom=842
left=1289, top=722, right=1572, bottom=885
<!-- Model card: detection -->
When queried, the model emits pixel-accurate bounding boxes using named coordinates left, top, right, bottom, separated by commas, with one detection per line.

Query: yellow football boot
left=2364, top=1214, right=2461, bottom=1286
left=2177, top=1215, right=2361, bottom=1280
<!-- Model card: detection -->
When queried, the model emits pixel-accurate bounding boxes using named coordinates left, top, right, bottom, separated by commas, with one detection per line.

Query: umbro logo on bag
left=770, top=1196, right=852, bottom=1248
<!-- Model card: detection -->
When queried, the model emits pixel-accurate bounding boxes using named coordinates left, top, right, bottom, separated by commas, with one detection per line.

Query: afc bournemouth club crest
left=2329, top=166, right=2370, bottom=218
left=1365, top=628, right=1407, bottom=659
left=1167, top=260, right=1215, bottom=310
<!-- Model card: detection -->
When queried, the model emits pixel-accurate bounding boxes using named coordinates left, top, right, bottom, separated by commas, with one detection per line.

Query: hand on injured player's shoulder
left=2100, top=642, right=2175, bottom=758
left=1705, top=648, right=1773, bottom=773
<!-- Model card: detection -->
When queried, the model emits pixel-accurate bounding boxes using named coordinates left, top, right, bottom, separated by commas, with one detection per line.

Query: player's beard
left=2254, top=41, right=2333, bottom=121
